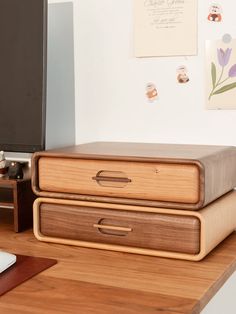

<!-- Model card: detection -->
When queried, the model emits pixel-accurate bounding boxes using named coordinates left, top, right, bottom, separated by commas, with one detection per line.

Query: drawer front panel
left=38, top=158, right=200, bottom=204
left=39, top=202, right=200, bottom=254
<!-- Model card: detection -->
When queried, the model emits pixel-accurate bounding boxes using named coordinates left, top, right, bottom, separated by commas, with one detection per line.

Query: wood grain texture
left=39, top=202, right=200, bottom=254
left=31, top=142, right=236, bottom=210
left=33, top=190, right=236, bottom=261
left=0, top=171, right=36, bottom=232
left=0, top=255, right=56, bottom=296
left=0, top=188, right=14, bottom=207
left=1, top=208, right=236, bottom=313
left=32, top=141, right=236, bottom=160
left=38, top=157, right=199, bottom=204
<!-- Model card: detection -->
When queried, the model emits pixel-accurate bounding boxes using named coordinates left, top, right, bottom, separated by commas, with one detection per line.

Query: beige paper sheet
left=134, top=0, right=198, bottom=57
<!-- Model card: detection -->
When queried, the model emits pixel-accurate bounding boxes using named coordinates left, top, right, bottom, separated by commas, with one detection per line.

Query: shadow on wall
left=46, top=2, right=75, bottom=149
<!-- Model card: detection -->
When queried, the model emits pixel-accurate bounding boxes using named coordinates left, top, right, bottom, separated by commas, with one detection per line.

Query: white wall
left=49, top=0, right=236, bottom=145
left=73, top=0, right=236, bottom=145
left=201, top=271, right=236, bottom=314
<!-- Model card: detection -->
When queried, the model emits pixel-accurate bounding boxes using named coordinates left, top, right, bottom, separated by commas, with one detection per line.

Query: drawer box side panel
left=201, top=147, right=236, bottom=207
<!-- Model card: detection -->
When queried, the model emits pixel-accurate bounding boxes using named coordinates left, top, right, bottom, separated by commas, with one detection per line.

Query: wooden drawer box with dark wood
left=33, top=191, right=236, bottom=261
left=32, top=142, right=236, bottom=210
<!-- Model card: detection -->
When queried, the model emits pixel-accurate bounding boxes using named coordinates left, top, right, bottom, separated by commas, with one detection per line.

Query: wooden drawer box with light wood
left=32, top=142, right=236, bottom=210
left=34, top=190, right=236, bottom=261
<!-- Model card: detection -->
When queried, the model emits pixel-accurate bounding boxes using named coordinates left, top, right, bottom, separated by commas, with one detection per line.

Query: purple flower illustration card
left=206, top=39, right=236, bottom=109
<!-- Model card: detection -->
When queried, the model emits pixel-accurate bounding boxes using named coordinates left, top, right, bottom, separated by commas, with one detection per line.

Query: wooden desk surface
left=0, top=209, right=236, bottom=314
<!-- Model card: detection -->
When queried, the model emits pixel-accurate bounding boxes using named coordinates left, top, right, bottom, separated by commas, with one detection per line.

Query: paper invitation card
left=134, top=0, right=198, bottom=57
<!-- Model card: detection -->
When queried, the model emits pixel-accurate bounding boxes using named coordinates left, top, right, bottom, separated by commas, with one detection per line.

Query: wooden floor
left=1, top=208, right=236, bottom=314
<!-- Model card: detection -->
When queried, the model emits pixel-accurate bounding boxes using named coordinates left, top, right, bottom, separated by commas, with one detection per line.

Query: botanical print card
left=206, top=39, right=236, bottom=109
left=134, top=0, right=198, bottom=57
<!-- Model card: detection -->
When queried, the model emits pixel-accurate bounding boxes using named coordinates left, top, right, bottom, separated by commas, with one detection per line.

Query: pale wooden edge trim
left=200, top=191, right=236, bottom=257
left=93, top=224, right=132, bottom=232
left=33, top=193, right=236, bottom=261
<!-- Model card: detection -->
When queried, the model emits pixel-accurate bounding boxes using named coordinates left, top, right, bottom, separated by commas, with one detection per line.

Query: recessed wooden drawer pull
left=93, top=224, right=132, bottom=232
left=92, top=175, right=131, bottom=183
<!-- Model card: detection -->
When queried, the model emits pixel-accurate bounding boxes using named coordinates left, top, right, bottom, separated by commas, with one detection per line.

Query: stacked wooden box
left=31, top=142, right=236, bottom=261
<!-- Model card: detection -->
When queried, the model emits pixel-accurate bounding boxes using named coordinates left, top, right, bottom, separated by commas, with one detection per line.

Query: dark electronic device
left=8, top=161, right=24, bottom=179
left=0, top=0, right=47, bottom=153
